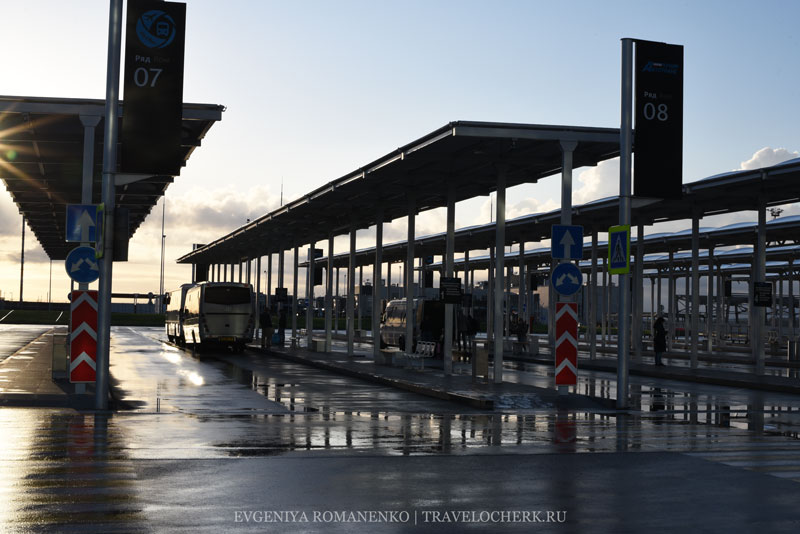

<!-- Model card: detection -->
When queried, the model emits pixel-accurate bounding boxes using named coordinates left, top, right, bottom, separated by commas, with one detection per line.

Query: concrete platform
left=250, top=342, right=616, bottom=412
left=0, top=328, right=97, bottom=409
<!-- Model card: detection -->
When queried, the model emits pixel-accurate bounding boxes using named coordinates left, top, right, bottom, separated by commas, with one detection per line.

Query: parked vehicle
left=165, top=282, right=255, bottom=352
left=379, top=298, right=444, bottom=352
left=165, top=283, right=195, bottom=345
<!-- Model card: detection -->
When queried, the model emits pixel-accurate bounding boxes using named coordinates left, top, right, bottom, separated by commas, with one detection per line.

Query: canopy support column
left=255, top=256, right=261, bottom=343
left=493, top=166, right=506, bottom=384
left=373, top=210, right=384, bottom=359
left=306, top=243, right=315, bottom=349
left=754, top=191, right=767, bottom=374
left=325, top=234, right=334, bottom=352
left=443, top=184, right=456, bottom=374
left=589, top=231, right=598, bottom=360
left=707, top=246, right=715, bottom=352
left=691, top=210, right=700, bottom=368
left=406, top=193, right=416, bottom=359
left=292, top=244, right=299, bottom=343
left=348, top=225, right=356, bottom=356
left=634, top=222, right=644, bottom=360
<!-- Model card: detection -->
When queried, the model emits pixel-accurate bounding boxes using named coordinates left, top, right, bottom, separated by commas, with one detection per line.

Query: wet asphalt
left=2, top=325, right=800, bottom=532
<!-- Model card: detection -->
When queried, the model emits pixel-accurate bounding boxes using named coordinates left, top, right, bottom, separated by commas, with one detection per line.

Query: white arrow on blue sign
left=65, top=246, right=100, bottom=284
left=551, top=262, right=583, bottom=296
left=66, top=204, right=99, bottom=243
left=551, top=225, right=584, bottom=260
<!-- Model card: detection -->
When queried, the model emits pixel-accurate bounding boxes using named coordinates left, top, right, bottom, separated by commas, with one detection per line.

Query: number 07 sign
left=121, top=0, right=186, bottom=176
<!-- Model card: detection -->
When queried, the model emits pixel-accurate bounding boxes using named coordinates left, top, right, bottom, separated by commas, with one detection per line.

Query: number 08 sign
left=121, top=0, right=186, bottom=176
left=634, top=39, right=683, bottom=200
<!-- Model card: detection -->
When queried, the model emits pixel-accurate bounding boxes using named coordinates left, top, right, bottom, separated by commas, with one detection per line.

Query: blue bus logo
left=136, top=10, right=176, bottom=49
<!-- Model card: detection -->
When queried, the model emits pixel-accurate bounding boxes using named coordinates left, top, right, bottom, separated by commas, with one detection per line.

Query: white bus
left=165, top=282, right=255, bottom=352
left=165, top=283, right=195, bottom=345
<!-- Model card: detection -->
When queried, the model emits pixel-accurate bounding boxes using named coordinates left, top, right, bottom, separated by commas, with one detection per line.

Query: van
left=379, top=299, right=444, bottom=352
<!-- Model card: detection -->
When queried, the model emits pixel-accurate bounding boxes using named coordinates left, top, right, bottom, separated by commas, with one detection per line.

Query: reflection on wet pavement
left=4, top=326, right=800, bottom=531
left=0, top=409, right=148, bottom=533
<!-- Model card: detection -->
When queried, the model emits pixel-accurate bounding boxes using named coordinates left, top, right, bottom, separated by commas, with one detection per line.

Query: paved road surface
left=2, top=326, right=800, bottom=532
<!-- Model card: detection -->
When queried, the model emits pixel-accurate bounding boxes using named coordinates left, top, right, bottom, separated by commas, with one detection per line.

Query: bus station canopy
left=179, top=120, right=800, bottom=267
left=0, top=95, right=224, bottom=260
left=295, top=158, right=800, bottom=271
left=177, top=121, right=621, bottom=265
left=314, top=213, right=800, bottom=272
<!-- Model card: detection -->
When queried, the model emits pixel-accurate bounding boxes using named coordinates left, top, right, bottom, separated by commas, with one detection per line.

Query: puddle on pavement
left=207, top=356, right=800, bottom=457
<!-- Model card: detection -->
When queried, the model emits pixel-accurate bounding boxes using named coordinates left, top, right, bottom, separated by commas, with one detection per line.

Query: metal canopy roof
left=294, top=159, right=800, bottom=271
left=314, top=214, right=800, bottom=272
left=0, top=95, right=224, bottom=260
left=177, top=121, right=621, bottom=265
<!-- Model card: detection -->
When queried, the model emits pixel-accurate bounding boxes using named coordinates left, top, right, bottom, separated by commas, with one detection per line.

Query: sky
left=1, top=0, right=798, bottom=303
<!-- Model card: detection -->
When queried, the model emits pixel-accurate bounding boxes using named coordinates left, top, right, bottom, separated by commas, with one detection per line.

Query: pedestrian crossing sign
left=608, top=225, right=630, bottom=274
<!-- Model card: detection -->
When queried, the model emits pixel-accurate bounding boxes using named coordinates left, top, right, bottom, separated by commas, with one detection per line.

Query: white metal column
left=690, top=211, right=700, bottom=368
left=406, top=194, right=416, bottom=358
left=518, top=242, right=526, bottom=330
left=443, top=185, right=455, bottom=374
left=488, top=248, right=494, bottom=347
left=493, top=167, right=506, bottom=384
left=668, top=250, right=675, bottom=352
left=255, top=256, right=261, bottom=342
left=590, top=231, right=598, bottom=360
left=617, top=38, right=633, bottom=408
left=348, top=226, right=356, bottom=356
left=325, top=234, right=334, bottom=351
left=557, top=140, right=578, bottom=394
left=266, top=255, right=272, bottom=311
left=358, top=265, right=363, bottom=334
left=634, top=222, right=644, bottom=360
left=292, top=244, right=298, bottom=342
left=707, top=246, right=714, bottom=352
left=754, top=191, right=767, bottom=373
left=790, top=259, right=796, bottom=336
left=306, top=243, right=315, bottom=349
left=373, top=211, right=384, bottom=359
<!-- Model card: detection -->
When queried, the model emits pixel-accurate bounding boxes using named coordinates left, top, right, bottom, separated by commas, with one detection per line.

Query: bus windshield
left=204, top=287, right=251, bottom=305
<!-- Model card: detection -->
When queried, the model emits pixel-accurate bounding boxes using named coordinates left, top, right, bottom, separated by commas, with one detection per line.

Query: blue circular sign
left=551, top=263, right=582, bottom=296
left=65, top=246, right=100, bottom=284
left=136, top=10, right=177, bottom=49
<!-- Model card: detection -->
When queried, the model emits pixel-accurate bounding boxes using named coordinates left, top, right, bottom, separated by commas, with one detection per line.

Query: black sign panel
left=439, top=276, right=462, bottom=304
left=122, top=0, right=186, bottom=175
left=309, top=248, right=324, bottom=286
left=634, top=40, right=683, bottom=199
left=753, top=282, right=772, bottom=307
left=274, top=287, right=288, bottom=303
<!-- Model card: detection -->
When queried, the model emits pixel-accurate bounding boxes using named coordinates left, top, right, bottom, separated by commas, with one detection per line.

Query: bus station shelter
left=0, top=95, right=224, bottom=260
left=180, top=119, right=800, bottom=390
left=178, top=120, right=621, bottom=381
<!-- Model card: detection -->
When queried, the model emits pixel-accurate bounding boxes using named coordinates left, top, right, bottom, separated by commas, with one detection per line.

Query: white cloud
left=573, top=158, right=620, bottom=205
left=739, top=147, right=798, bottom=170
